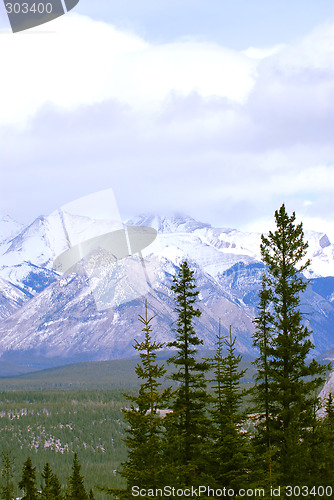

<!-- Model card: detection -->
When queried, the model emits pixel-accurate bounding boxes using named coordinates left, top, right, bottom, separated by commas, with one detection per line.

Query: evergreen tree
left=50, top=473, right=63, bottom=500
left=301, top=392, right=334, bottom=488
left=324, top=392, right=334, bottom=428
left=207, top=324, right=249, bottom=495
left=63, top=476, right=71, bottom=500
left=18, top=457, right=38, bottom=500
left=88, top=489, right=95, bottom=500
left=40, top=462, right=53, bottom=499
left=166, top=260, right=210, bottom=485
left=0, top=450, right=15, bottom=500
left=319, top=393, right=334, bottom=485
left=251, top=275, right=276, bottom=486
left=102, top=301, right=172, bottom=498
left=68, top=453, right=88, bottom=500
left=121, top=302, right=171, bottom=490
left=253, top=204, right=329, bottom=484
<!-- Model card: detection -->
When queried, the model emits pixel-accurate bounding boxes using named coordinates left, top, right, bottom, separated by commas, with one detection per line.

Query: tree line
left=1, top=204, right=333, bottom=499
left=0, top=451, right=95, bottom=499
left=102, top=204, right=334, bottom=499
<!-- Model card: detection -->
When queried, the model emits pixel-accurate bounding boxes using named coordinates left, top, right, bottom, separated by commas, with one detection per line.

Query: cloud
left=0, top=13, right=257, bottom=129
left=244, top=23, right=334, bottom=149
left=0, top=14, right=147, bottom=128
left=0, top=16, right=333, bottom=238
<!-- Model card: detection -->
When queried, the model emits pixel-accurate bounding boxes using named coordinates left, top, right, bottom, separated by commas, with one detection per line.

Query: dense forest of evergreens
left=0, top=390, right=128, bottom=499
left=1, top=204, right=333, bottom=499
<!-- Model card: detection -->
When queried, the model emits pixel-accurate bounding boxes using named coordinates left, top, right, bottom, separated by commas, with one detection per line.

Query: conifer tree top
left=260, top=203, right=310, bottom=275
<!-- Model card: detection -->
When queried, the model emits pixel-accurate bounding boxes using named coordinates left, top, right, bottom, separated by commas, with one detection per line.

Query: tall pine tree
left=50, top=472, right=63, bottom=500
left=302, top=392, right=334, bottom=487
left=121, top=301, right=171, bottom=492
left=251, top=275, right=277, bottom=487
left=88, top=489, right=96, bottom=500
left=40, top=462, right=53, bottom=500
left=68, top=453, right=88, bottom=500
left=0, top=450, right=15, bottom=500
left=166, top=260, right=210, bottom=486
left=207, top=324, right=249, bottom=495
left=18, top=456, right=38, bottom=500
left=253, top=204, right=329, bottom=485
left=101, top=301, right=171, bottom=498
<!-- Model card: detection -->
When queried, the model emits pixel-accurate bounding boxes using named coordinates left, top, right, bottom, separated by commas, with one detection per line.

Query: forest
left=1, top=204, right=333, bottom=499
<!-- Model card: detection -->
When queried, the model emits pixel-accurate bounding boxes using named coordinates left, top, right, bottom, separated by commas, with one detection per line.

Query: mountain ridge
left=0, top=212, right=333, bottom=372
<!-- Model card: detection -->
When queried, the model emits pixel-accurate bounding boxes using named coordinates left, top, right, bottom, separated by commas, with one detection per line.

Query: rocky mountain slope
left=0, top=213, right=333, bottom=371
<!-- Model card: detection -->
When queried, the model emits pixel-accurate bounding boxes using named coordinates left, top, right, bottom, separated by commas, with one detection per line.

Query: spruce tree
left=300, top=392, right=334, bottom=488
left=121, top=301, right=171, bottom=490
left=166, top=260, right=210, bottom=485
left=207, top=324, right=249, bottom=494
left=320, top=393, right=334, bottom=485
left=50, top=473, right=63, bottom=500
left=68, top=453, right=88, bottom=500
left=251, top=275, right=276, bottom=486
left=0, top=450, right=15, bottom=500
left=253, top=204, right=329, bottom=484
left=40, top=462, right=53, bottom=500
left=18, top=456, right=38, bottom=500
left=88, top=489, right=95, bottom=500
left=324, top=392, right=334, bottom=428
left=102, top=301, right=172, bottom=498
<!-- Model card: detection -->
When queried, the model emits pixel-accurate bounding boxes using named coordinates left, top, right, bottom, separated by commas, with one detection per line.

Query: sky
left=0, top=0, right=333, bottom=238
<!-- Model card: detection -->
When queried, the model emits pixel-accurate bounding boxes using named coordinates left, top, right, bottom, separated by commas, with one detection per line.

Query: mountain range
left=0, top=213, right=333, bottom=375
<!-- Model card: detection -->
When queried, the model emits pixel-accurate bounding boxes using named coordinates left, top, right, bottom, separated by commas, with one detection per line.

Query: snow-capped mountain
left=0, top=277, right=31, bottom=320
left=0, top=214, right=24, bottom=244
left=0, top=213, right=333, bottom=370
left=128, top=215, right=334, bottom=278
left=1, top=213, right=333, bottom=284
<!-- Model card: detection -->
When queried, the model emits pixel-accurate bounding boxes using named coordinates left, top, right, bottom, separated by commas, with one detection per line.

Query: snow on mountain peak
left=126, top=214, right=211, bottom=233
left=1, top=213, right=334, bottom=285
left=0, top=214, right=24, bottom=244
left=0, top=212, right=333, bottom=366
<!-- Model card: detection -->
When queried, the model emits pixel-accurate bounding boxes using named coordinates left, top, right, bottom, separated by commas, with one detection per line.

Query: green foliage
left=40, top=462, right=53, bottom=499
left=117, top=302, right=172, bottom=495
left=18, top=456, right=38, bottom=500
left=0, top=390, right=128, bottom=499
left=207, top=323, right=249, bottom=491
left=88, top=489, right=96, bottom=500
left=39, top=462, right=64, bottom=500
left=0, top=360, right=153, bottom=391
left=296, top=392, right=334, bottom=491
left=68, top=453, right=88, bottom=500
left=166, top=261, right=211, bottom=485
left=0, top=450, right=15, bottom=500
left=214, top=325, right=247, bottom=422
left=253, top=203, right=330, bottom=485
left=50, top=472, right=63, bottom=500
left=0, top=208, right=332, bottom=497
left=322, top=393, right=334, bottom=481
left=251, top=274, right=277, bottom=486
left=324, top=392, right=334, bottom=427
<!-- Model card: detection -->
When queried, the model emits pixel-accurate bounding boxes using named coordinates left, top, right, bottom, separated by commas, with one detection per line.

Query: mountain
left=0, top=214, right=24, bottom=243
left=0, top=213, right=333, bottom=371
left=0, top=276, right=31, bottom=320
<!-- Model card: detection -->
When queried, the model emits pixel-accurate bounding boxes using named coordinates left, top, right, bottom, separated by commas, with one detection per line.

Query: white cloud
left=0, top=13, right=258, bottom=128
left=0, top=16, right=333, bottom=238
left=0, top=14, right=147, bottom=127
left=242, top=44, right=285, bottom=59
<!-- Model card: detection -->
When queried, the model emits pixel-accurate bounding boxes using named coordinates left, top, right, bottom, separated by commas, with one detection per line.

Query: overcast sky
left=0, top=1, right=333, bottom=238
